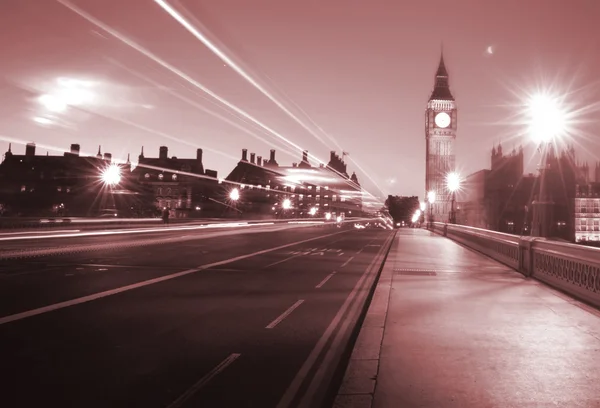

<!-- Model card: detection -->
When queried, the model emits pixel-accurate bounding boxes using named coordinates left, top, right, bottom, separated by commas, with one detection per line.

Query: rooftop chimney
left=270, top=149, right=276, bottom=162
left=159, top=146, right=168, bottom=160
left=330, top=151, right=336, bottom=161
left=302, top=150, right=308, bottom=162
left=250, top=153, right=256, bottom=164
left=196, top=148, right=203, bottom=162
left=257, top=156, right=262, bottom=166
left=242, top=148, right=248, bottom=161
left=292, top=163, right=297, bottom=168
left=104, top=152, right=112, bottom=162
left=25, top=143, right=36, bottom=157
left=70, top=144, right=80, bottom=156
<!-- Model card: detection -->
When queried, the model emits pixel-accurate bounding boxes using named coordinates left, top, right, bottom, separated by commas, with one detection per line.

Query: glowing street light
left=420, top=201, right=426, bottom=212
left=309, top=207, right=317, bottom=216
left=325, top=212, right=332, bottom=220
left=101, top=164, right=121, bottom=186
left=427, top=191, right=436, bottom=204
left=427, top=190, right=436, bottom=229
left=446, top=172, right=461, bottom=224
left=282, top=198, right=292, bottom=209
left=446, top=172, right=461, bottom=193
left=229, top=188, right=240, bottom=201
left=527, top=93, right=567, bottom=145
left=527, top=92, right=567, bottom=237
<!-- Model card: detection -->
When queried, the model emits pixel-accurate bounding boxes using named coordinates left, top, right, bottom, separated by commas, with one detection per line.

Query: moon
left=486, top=46, right=494, bottom=55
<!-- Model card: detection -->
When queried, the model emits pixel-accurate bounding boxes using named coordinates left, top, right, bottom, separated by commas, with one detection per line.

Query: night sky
left=1, top=0, right=599, bottom=199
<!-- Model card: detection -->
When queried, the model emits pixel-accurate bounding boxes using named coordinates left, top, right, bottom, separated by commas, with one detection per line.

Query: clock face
left=435, top=112, right=451, bottom=128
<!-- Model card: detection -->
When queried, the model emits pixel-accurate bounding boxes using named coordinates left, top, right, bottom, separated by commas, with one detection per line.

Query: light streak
left=57, top=0, right=383, bottom=206
left=154, top=0, right=387, bottom=200
left=105, top=57, right=300, bottom=161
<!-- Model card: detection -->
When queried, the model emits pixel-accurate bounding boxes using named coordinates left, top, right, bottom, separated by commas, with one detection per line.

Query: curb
left=332, top=234, right=397, bottom=408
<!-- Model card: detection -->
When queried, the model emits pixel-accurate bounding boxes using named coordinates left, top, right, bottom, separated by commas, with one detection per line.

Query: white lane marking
left=315, top=272, right=336, bottom=289
left=264, top=251, right=311, bottom=268
left=0, top=230, right=348, bottom=326
left=276, top=232, right=395, bottom=408
left=337, top=252, right=344, bottom=256
left=0, top=229, right=81, bottom=236
left=340, top=256, right=354, bottom=268
left=356, top=248, right=363, bottom=254
left=166, top=353, right=241, bottom=408
left=266, top=300, right=305, bottom=329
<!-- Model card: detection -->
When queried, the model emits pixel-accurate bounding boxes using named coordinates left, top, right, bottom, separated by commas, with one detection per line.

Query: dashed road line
left=0, top=230, right=348, bottom=326
left=165, top=353, right=241, bottom=408
left=340, top=256, right=354, bottom=268
left=266, top=300, right=305, bottom=329
left=315, top=272, right=336, bottom=289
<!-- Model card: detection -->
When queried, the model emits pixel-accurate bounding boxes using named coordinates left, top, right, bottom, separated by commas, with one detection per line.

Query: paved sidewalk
left=334, top=228, right=600, bottom=408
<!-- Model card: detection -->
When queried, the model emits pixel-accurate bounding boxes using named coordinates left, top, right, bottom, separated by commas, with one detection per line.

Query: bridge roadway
left=0, top=223, right=393, bottom=408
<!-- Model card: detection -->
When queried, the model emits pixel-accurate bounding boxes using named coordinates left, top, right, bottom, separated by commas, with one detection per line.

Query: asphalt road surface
left=0, top=223, right=394, bottom=408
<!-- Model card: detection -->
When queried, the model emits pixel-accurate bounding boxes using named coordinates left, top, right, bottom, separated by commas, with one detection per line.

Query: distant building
left=425, top=52, right=457, bottom=221
left=225, top=148, right=363, bottom=218
left=131, top=145, right=220, bottom=218
left=574, top=183, right=600, bottom=243
left=0, top=142, right=130, bottom=216
left=459, top=143, right=594, bottom=241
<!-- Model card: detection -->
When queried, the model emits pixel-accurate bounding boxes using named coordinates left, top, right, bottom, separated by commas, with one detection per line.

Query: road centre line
left=263, top=235, right=349, bottom=269
left=276, top=232, right=395, bottom=408
left=266, top=300, right=305, bottom=329
left=340, top=256, right=354, bottom=267
left=315, top=272, right=336, bottom=289
left=165, top=353, right=241, bottom=408
left=0, top=230, right=348, bottom=326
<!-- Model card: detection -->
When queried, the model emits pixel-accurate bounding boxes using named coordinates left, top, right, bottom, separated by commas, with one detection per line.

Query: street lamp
left=101, top=164, right=121, bottom=186
left=309, top=207, right=317, bottom=216
left=229, top=188, right=240, bottom=201
left=427, top=190, right=436, bottom=229
left=528, top=92, right=566, bottom=237
left=282, top=198, right=292, bottom=209
left=446, top=172, right=461, bottom=224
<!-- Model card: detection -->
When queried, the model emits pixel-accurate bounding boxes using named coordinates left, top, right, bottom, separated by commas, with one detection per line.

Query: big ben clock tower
left=425, top=52, right=457, bottom=221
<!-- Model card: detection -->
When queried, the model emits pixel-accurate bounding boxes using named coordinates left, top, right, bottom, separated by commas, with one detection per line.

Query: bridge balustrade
left=431, top=222, right=600, bottom=309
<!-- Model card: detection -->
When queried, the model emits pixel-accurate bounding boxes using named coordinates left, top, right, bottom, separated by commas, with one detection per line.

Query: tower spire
left=97, top=145, right=102, bottom=158
left=430, top=50, right=453, bottom=101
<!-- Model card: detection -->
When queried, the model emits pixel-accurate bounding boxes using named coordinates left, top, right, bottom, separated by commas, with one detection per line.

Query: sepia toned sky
left=0, top=0, right=599, bottom=200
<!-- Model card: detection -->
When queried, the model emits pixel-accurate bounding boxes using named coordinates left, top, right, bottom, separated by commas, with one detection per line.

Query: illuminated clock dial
left=435, top=112, right=451, bottom=128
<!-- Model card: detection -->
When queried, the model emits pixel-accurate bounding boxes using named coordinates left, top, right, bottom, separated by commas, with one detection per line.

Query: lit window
left=172, top=174, right=177, bottom=181
left=145, top=173, right=150, bottom=179
left=158, top=174, right=164, bottom=180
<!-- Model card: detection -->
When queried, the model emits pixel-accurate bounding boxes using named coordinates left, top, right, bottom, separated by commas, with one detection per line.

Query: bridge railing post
left=517, top=237, right=535, bottom=277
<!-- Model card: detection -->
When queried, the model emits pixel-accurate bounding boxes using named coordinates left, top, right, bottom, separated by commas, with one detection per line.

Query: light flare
left=153, top=0, right=387, bottom=200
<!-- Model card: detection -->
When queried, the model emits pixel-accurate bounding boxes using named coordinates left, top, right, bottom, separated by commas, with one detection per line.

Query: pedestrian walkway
left=334, top=228, right=600, bottom=408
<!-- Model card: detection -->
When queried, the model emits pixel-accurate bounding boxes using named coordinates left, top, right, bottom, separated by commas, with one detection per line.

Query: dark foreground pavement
left=334, top=228, right=600, bottom=408
left=0, top=224, right=394, bottom=408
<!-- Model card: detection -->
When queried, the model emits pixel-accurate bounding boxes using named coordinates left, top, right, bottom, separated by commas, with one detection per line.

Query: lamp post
left=527, top=93, right=566, bottom=238
left=446, top=172, right=461, bottom=224
left=100, top=164, right=122, bottom=216
left=427, top=190, right=436, bottom=229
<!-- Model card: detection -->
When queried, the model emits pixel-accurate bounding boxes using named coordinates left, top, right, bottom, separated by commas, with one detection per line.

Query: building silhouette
left=425, top=52, right=457, bottom=221
left=460, top=142, right=596, bottom=242
left=0, top=142, right=132, bottom=217
left=225, top=148, right=363, bottom=218
left=131, top=145, right=220, bottom=218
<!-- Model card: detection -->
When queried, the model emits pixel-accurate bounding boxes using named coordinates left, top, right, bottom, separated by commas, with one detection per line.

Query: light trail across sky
left=57, top=0, right=383, bottom=205
left=154, top=0, right=388, bottom=199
